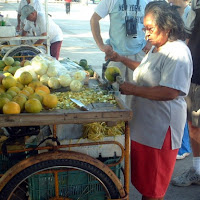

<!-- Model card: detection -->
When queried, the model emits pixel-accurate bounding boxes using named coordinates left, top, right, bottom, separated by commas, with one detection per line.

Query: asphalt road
left=1, top=2, right=200, bottom=199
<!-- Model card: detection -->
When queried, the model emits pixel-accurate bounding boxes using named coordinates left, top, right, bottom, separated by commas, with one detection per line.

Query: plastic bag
left=29, top=54, right=87, bottom=89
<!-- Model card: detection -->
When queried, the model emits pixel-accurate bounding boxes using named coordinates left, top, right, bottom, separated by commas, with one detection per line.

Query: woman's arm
left=120, top=82, right=180, bottom=101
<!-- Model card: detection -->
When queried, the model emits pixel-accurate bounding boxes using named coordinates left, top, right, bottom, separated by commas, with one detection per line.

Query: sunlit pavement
left=1, top=2, right=200, bottom=199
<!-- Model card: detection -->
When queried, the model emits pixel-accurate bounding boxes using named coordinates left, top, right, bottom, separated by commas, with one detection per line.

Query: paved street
left=1, top=1, right=200, bottom=199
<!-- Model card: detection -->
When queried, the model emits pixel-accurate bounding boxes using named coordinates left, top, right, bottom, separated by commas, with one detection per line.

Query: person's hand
left=119, top=82, right=136, bottom=95
left=142, top=40, right=152, bottom=54
left=105, top=51, right=121, bottom=62
left=100, top=44, right=113, bottom=57
left=21, top=40, right=26, bottom=44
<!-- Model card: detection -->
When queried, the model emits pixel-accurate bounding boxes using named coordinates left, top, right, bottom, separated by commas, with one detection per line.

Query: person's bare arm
left=90, top=12, right=113, bottom=56
left=16, top=14, right=21, bottom=31
left=34, top=32, right=47, bottom=44
left=105, top=51, right=141, bottom=70
left=119, top=83, right=180, bottom=101
left=21, top=30, right=28, bottom=44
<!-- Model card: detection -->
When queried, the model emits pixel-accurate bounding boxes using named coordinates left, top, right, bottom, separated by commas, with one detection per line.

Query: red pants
left=131, top=127, right=178, bottom=198
left=50, top=41, right=62, bottom=60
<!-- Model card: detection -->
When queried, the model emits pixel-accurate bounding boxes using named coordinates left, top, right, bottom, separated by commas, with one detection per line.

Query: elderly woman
left=106, top=1, right=193, bottom=200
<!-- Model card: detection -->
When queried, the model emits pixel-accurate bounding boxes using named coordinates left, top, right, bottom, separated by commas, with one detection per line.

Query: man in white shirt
left=21, top=5, right=63, bottom=60
left=90, top=0, right=152, bottom=107
left=17, top=0, right=44, bottom=32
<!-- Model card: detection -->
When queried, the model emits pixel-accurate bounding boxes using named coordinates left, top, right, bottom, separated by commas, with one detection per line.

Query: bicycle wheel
left=0, top=151, right=125, bottom=200
left=3, top=45, right=42, bottom=61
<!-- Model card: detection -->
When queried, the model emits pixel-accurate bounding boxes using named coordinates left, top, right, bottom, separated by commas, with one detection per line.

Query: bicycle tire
left=0, top=151, right=125, bottom=200
left=3, top=45, right=42, bottom=61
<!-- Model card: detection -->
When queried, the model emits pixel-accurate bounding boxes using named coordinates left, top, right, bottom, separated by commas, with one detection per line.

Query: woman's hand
left=105, top=51, right=121, bottom=62
left=119, top=82, right=136, bottom=95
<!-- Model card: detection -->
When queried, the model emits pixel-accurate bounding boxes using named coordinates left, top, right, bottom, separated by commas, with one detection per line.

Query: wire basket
left=28, top=157, right=121, bottom=200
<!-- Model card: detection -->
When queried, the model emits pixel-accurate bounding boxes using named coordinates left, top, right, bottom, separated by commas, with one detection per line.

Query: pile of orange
left=0, top=70, right=58, bottom=114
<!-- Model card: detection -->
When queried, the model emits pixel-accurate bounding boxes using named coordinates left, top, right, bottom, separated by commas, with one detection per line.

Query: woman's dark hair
left=145, top=1, right=186, bottom=41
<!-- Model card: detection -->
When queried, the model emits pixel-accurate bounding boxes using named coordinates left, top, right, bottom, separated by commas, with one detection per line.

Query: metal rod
left=124, top=121, right=130, bottom=200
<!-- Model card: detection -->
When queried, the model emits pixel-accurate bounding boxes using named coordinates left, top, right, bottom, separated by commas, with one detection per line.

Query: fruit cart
left=0, top=2, right=133, bottom=200
left=0, top=76, right=133, bottom=200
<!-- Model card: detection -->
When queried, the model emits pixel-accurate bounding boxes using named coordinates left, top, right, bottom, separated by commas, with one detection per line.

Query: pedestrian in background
left=65, top=0, right=72, bottom=14
left=172, top=0, right=200, bottom=187
left=90, top=0, right=151, bottom=108
left=106, top=1, right=192, bottom=199
left=168, top=0, right=192, bottom=160
left=16, top=0, right=44, bottom=32
left=21, top=5, right=63, bottom=60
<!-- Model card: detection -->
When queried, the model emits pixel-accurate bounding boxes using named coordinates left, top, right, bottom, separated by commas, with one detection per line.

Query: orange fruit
left=16, top=81, right=24, bottom=90
left=0, top=93, right=12, bottom=101
left=25, top=99, right=42, bottom=113
left=2, top=76, right=17, bottom=89
left=3, top=101, right=20, bottom=114
left=19, top=89, right=30, bottom=97
left=23, top=86, right=34, bottom=95
left=0, top=97, right=10, bottom=111
left=35, top=85, right=50, bottom=94
left=35, top=90, right=47, bottom=99
left=19, top=71, right=33, bottom=85
left=28, top=80, right=43, bottom=90
left=28, top=93, right=43, bottom=102
left=7, top=86, right=21, bottom=94
left=105, top=66, right=121, bottom=83
left=6, top=90, right=17, bottom=98
left=13, top=94, right=27, bottom=111
left=42, top=94, right=58, bottom=109
left=3, top=65, right=11, bottom=72
left=17, top=93, right=28, bottom=100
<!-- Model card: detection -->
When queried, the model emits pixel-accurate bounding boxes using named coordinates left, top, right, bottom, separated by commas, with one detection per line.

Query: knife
left=70, top=98, right=90, bottom=111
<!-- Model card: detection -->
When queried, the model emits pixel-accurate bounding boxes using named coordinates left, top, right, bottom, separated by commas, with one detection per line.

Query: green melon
left=4, top=57, right=14, bottom=66
left=12, top=61, right=21, bottom=67
left=79, top=59, right=88, bottom=69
